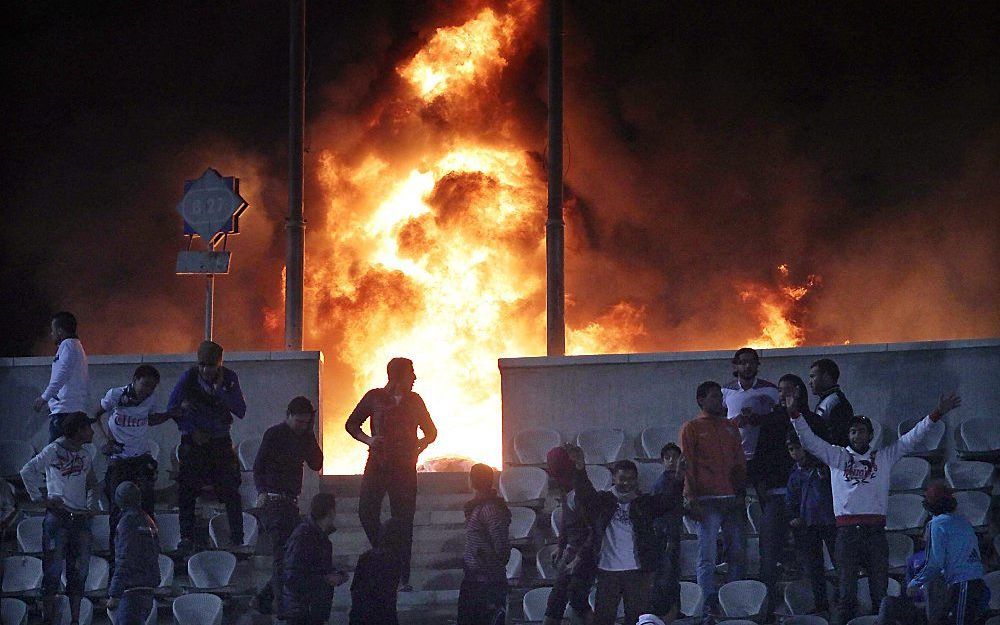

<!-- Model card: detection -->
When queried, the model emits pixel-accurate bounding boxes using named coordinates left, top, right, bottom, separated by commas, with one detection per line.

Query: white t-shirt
left=101, top=386, right=156, bottom=459
left=42, top=338, right=89, bottom=414
left=722, top=378, right=780, bottom=460
left=598, top=500, right=639, bottom=571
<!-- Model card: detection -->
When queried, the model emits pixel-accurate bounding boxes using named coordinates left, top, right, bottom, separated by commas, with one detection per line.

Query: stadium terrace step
left=326, top=492, right=471, bottom=513
left=321, top=471, right=473, bottom=497
left=333, top=509, right=466, bottom=527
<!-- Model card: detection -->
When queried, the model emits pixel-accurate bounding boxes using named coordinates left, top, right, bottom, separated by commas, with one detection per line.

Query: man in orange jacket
left=679, top=381, right=748, bottom=624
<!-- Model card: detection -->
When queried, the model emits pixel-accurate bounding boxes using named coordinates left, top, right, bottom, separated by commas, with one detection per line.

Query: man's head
left=778, top=373, right=808, bottom=411
left=61, top=411, right=95, bottom=444
left=660, top=443, right=682, bottom=472
left=310, top=492, right=338, bottom=534
left=114, top=481, right=142, bottom=510
left=922, top=481, right=957, bottom=516
left=197, top=340, right=224, bottom=382
left=696, top=381, right=725, bottom=417
left=809, top=358, right=840, bottom=396
left=286, top=396, right=316, bottom=435
left=847, top=415, right=874, bottom=452
left=732, top=347, right=760, bottom=382
left=611, top=460, right=639, bottom=494
left=386, top=357, right=416, bottom=392
left=469, top=463, right=495, bottom=493
left=50, top=311, right=77, bottom=344
left=131, top=365, right=161, bottom=402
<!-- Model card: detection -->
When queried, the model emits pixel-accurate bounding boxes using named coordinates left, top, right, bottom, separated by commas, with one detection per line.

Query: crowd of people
left=15, top=311, right=989, bottom=625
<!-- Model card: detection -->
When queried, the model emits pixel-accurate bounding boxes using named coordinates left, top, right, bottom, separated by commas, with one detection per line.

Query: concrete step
left=321, top=471, right=472, bottom=496
left=333, top=509, right=465, bottom=527
left=330, top=492, right=471, bottom=512
left=333, top=550, right=465, bottom=570
left=331, top=587, right=460, bottom=608
left=330, top=530, right=465, bottom=555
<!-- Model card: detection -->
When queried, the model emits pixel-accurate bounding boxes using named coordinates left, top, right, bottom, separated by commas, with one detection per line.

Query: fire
left=739, top=264, right=820, bottom=349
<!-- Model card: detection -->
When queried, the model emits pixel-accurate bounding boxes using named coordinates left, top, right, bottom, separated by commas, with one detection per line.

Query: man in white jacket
left=20, top=411, right=100, bottom=625
left=33, top=311, right=89, bottom=442
left=788, top=390, right=961, bottom=625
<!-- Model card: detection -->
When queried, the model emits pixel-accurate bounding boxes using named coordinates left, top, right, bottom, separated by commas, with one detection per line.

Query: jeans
left=793, top=525, right=838, bottom=612
left=757, top=491, right=790, bottom=615
left=177, top=435, right=243, bottom=544
left=834, top=524, right=889, bottom=625
left=456, top=578, right=508, bottom=625
left=546, top=555, right=596, bottom=620
left=105, top=456, right=157, bottom=573
left=256, top=497, right=301, bottom=611
left=358, top=458, right=417, bottom=583
left=42, top=510, right=92, bottom=598
left=693, top=497, right=746, bottom=613
left=593, top=569, right=653, bottom=625
left=115, top=591, right=154, bottom=625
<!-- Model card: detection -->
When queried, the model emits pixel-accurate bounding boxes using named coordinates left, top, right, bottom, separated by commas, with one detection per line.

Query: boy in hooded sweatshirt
left=457, top=463, right=511, bottom=625
left=788, top=390, right=962, bottom=625
left=107, top=481, right=160, bottom=625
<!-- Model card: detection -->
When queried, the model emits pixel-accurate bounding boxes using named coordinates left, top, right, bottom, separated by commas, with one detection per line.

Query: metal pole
left=546, top=0, right=566, bottom=356
left=205, top=274, right=215, bottom=341
left=285, top=0, right=306, bottom=351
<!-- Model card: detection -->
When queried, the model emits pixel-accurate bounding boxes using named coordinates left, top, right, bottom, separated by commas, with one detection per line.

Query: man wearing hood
left=107, top=481, right=160, bottom=625
left=457, top=463, right=511, bottom=625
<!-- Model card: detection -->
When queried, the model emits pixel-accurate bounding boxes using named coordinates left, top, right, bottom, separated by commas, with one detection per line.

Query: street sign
left=176, top=250, right=232, bottom=275
left=176, top=168, right=247, bottom=241
left=182, top=175, right=244, bottom=240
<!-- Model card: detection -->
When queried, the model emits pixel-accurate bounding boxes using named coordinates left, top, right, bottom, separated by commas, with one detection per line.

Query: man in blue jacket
left=908, top=482, right=989, bottom=625
left=107, top=481, right=160, bottom=625
left=281, top=493, right=348, bottom=625
left=167, top=340, right=246, bottom=552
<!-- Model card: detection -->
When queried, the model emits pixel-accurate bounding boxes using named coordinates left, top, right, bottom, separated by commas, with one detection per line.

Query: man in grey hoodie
left=106, top=481, right=160, bottom=625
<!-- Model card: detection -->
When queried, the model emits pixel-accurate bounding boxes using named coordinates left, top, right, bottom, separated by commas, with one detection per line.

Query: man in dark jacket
left=573, top=457, right=684, bottom=625
left=809, top=358, right=854, bottom=446
left=281, top=493, right=348, bottom=625
left=107, top=481, right=160, bottom=625
left=167, top=340, right=247, bottom=551
left=252, top=396, right=324, bottom=614
left=457, top=464, right=511, bottom=625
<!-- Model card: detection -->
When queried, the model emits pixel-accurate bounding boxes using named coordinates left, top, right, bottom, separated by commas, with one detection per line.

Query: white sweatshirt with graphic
left=20, top=440, right=98, bottom=512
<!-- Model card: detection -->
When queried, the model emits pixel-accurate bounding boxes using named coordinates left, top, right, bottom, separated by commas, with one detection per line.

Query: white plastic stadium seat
left=955, top=490, right=991, bottom=528
left=1, top=556, right=43, bottom=593
left=173, top=593, right=223, bottom=625
left=588, top=588, right=625, bottom=618
left=785, top=616, right=829, bottom=625
left=637, top=463, right=663, bottom=493
left=499, top=467, right=548, bottom=503
left=506, top=547, right=523, bottom=580
left=236, top=437, right=261, bottom=471
left=784, top=579, right=816, bottom=615
left=887, top=533, right=914, bottom=571
left=156, top=513, right=182, bottom=552
left=187, top=551, right=236, bottom=589
left=16, top=517, right=43, bottom=554
left=984, top=571, right=1000, bottom=610
left=586, top=465, right=612, bottom=492
left=641, top=426, right=674, bottom=459
left=679, top=581, right=704, bottom=617
left=870, top=420, right=885, bottom=450
left=550, top=505, right=563, bottom=538
left=62, top=556, right=109, bottom=593
left=508, top=507, right=536, bottom=540
left=885, top=494, right=926, bottom=531
left=53, top=596, right=93, bottom=625
left=746, top=500, right=762, bottom=535
left=718, top=580, right=767, bottom=618
left=846, top=617, right=877, bottom=625
left=1, top=599, right=27, bottom=625
left=897, top=418, right=945, bottom=454
left=945, top=461, right=994, bottom=490
left=576, top=428, right=625, bottom=464
left=536, top=544, right=558, bottom=580
left=986, top=617, right=1000, bottom=625
left=890, top=457, right=930, bottom=491
left=522, top=587, right=553, bottom=621
left=512, top=429, right=561, bottom=465
left=158, top=553, right=174, bottom=588
left=961, top=418, right=1000, bottom=454
left=239, top=479, right=258, bottom=510
left=208, top=512, right=259, bottom=548
left=0, top=441, right=34, bottom=479
left=106, top=600, right=156, bottom=625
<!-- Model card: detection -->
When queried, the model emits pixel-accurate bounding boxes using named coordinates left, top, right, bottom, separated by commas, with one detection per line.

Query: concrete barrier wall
left=0, top=350, right=323, bottom=503
left=499, top=339, right=1000, bottom=463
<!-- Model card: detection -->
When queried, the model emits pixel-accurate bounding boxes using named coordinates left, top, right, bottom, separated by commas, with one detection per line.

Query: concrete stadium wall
left=499, top=339, right=1000, bottom=464
left=0, top=350, right=323, bottom=503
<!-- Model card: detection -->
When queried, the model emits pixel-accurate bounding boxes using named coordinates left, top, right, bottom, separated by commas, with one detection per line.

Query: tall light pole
left=285, top=0, right=305, bottom=350
left=546, top=0, right=566, bottom=356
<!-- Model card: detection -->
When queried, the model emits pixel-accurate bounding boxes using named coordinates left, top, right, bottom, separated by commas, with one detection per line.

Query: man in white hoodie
left=33, top=312, right=89, bottom=442
left=21, top=411, right=100, bottom=625
left=788, top=390, right=961, bottom=625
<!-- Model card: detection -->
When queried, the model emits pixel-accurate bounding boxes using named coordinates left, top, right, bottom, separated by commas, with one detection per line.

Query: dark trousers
left=48, top=413, right=72, bottom=443
left=115, top=590, right=154, bottom=625
left=834, top=524, right=889, bottom=625
left=289, top=603, right=333, bottom=625
left=358, top=458, right=416, bottom=583
left=758, top=491, right=790, bottom=615
left=105, top=456, right=157, bottom=571
left=546, top=558, right=596, bottom=620
left=256, top=498, right=300, bottom=608
left=651, top=541, right=681, bottom=616
left=457, top=578, right=508, bottom=625
left=177, top=435, right=243, bottom=544
left=945, top=579, right=990, bottom=625
left=594, top=569, right=653, bottom=625
left=794, top=525, right=838, bottom=612
left=42, top=510, right=92, bottom=598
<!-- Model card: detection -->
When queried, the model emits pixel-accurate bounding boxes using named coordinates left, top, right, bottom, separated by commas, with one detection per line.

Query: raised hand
left=936, top=392, right=962, bottom=416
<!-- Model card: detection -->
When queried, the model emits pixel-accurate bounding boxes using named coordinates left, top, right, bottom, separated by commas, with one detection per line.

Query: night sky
left=3, top=1, right=998, bottom=357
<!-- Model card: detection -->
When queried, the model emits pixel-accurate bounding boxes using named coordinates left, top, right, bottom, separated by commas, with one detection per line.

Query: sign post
left=175, top=168, right=248, bottom=340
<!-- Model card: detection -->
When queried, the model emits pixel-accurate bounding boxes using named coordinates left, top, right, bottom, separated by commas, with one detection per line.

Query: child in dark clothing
left=349, top=518, right=407, bottom=625
left=786, top=433, right=837, bottom=614
left=281, top=493, right=348, bottom=625
left=651, top=443, right=685, bottom=621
